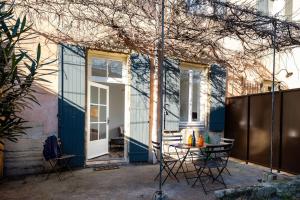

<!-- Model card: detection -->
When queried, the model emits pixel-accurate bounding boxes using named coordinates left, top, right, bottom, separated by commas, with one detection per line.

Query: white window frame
left=179, top=63, right=209, bottom=128
left=88, top=51, right=128, bottom=84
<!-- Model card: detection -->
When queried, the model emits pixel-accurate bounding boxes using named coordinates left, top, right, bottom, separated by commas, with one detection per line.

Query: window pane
left=180, top=70, right=189, bottom=121
left=192, top=71, right=200, bottom=121
left=91, top=86, right=98, bottom=104
left=108, top=60, right=122, bottom=78
left=90, top=123, right=98, bottom=141
left=100, top=88, right=107, bottom=105
left=99, top=106, right=107, bottom=122
left=99, top=124, right=106, bottom=139
left=92, top=58, right=107, bottom=77
left=90, top=105, right=98, bottom=122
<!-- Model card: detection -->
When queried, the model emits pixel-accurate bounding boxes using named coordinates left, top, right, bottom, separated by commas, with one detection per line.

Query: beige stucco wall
left=4, top=33, right=59, bottom=176
left=226, top=0, right=300, bottom=95
left=21, top=36, right=59, bottom=134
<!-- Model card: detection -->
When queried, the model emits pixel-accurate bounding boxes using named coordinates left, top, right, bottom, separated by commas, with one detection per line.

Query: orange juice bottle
left=198, top=135, right=204, bottom=147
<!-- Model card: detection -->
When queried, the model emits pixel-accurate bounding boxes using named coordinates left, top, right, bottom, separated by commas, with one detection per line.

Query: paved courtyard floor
left=0, top=160, right=292, bottom=200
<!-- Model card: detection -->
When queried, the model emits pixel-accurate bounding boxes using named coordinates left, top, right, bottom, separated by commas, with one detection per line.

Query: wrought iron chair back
left=162, top=130, right=182, bottom=155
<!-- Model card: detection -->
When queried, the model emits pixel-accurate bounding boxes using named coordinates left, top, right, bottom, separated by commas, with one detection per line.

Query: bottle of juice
left=188, top=134, right=193, bottom=146
left=198, top=134, right=204, bottom=147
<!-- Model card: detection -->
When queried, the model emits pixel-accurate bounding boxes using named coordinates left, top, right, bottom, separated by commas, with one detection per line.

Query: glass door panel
left=87, top=82, right=109, bottom=159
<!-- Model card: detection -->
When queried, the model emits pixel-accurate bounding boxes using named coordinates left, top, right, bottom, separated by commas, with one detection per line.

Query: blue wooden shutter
left=163, top=58, right=180, bottom=131
left=129, top=54, right=150, bottom=162
left=58, top=44, right=86, bottom=166
left=209, top=64, right=227, bottom=132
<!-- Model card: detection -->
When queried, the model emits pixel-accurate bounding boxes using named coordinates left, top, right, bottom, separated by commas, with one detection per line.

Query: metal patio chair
left=192, top=143, right=232, bottom=194
left=152, top=141, right=179, bottom=185
left=43, top=136, right=76, bottom=181
left=163, top=131, right=194, bottom=183
left=220, top=138, right=235, bottom=175
left=162, top=130, right=188, bottom=184
left=162, top=130, right=183, bottom=156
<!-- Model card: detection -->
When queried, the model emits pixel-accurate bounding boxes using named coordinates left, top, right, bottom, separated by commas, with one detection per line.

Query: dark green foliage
left=0, top=3, right=49, bottom=143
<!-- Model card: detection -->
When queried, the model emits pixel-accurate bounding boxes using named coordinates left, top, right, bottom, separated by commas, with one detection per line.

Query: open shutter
left=58, top=44, right=86, bottom=166
left=163, top=58, right=180, bottom=131
left=129, top=54, right=150, bottom=162
left=209, top=64, right=227, bottom=132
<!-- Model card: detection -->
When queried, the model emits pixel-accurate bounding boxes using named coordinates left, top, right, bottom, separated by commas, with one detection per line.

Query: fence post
left=246, top=95, right=250, bottom=164
left=278, top=91, right=283, bottom=173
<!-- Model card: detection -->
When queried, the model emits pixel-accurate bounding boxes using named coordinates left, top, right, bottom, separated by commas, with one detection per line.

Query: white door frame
left=87, top=81, right=109, bottom=159
left=85, top=50, right=130, bottom=163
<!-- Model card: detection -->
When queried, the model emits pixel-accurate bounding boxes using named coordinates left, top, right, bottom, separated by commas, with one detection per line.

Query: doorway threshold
left=86, top=158, right=128, bottom=167
left=86, top=152, right=127, bottom=166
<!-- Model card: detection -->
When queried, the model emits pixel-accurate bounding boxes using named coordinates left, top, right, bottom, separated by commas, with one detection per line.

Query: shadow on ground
left=0, top=160, right=293, bottom=200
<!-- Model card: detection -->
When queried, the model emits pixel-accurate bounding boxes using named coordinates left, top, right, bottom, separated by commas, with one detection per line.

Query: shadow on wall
left=209, top=64, right=227, bottom=132
left=164, top=58, right=180, bottom=130
left=58, top=96, right=85, bottom=167
left=4, top=85, right=58, bottom=176
left=129, top=54, right=151, bottom=162
left=129, top=54, right=181, bottom=161
left=130, top=54, right=180, bottom=119
left=125, top=136, right=149, bottom=162
left=58, top=44, right=86, bottom=167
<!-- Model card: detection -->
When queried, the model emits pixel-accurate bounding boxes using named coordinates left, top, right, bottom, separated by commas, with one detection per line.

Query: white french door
left=87, top=82, right=109, bottom=159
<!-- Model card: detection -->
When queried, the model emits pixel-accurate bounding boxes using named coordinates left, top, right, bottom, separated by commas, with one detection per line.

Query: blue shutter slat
left=129, top=54, right=150, bottom=162
left=164, top=58, right=180, bottom=131
left=209, top=64, right=227, bottom=132
left=58, top=44, right=85, bottom=167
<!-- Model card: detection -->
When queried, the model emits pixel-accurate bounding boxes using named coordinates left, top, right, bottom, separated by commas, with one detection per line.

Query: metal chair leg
left=213, top=167, right=226, bottom=187
left=64, top=158, right=74, bottom=176
left=47, top=159, right=62, bottom=181
left=167, top=162, right=180, bottom=182
left=199, top=171, right=208, bottom=194
left=192, top=167, right=204, bottom=187
left=162, top=161, right=179, bottom=185
left=224, top=167, right=231, bottom=176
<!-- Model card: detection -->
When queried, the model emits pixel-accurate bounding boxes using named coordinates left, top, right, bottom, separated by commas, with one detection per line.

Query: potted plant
left=0, top=2, right=49, bottom=177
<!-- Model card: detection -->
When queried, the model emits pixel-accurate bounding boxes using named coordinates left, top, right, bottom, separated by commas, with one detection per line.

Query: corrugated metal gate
left=225, top=89, right=300, bottom=174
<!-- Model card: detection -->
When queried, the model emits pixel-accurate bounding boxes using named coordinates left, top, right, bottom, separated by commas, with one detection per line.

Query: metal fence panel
left=281, top=90, right=300, bottom=174
left=226, top=89, right=300, bottom=174
left=225, top=97, right=248, bottom=160
left=248, top=94, right=281, bottom=169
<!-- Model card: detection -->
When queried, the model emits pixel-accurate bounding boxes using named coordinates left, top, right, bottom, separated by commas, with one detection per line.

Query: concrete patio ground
left=0, top=160, right=293, bottom=200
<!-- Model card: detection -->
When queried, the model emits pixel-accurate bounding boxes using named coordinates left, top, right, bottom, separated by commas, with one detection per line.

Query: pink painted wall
left=4, top=36, right=59, bottom=176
